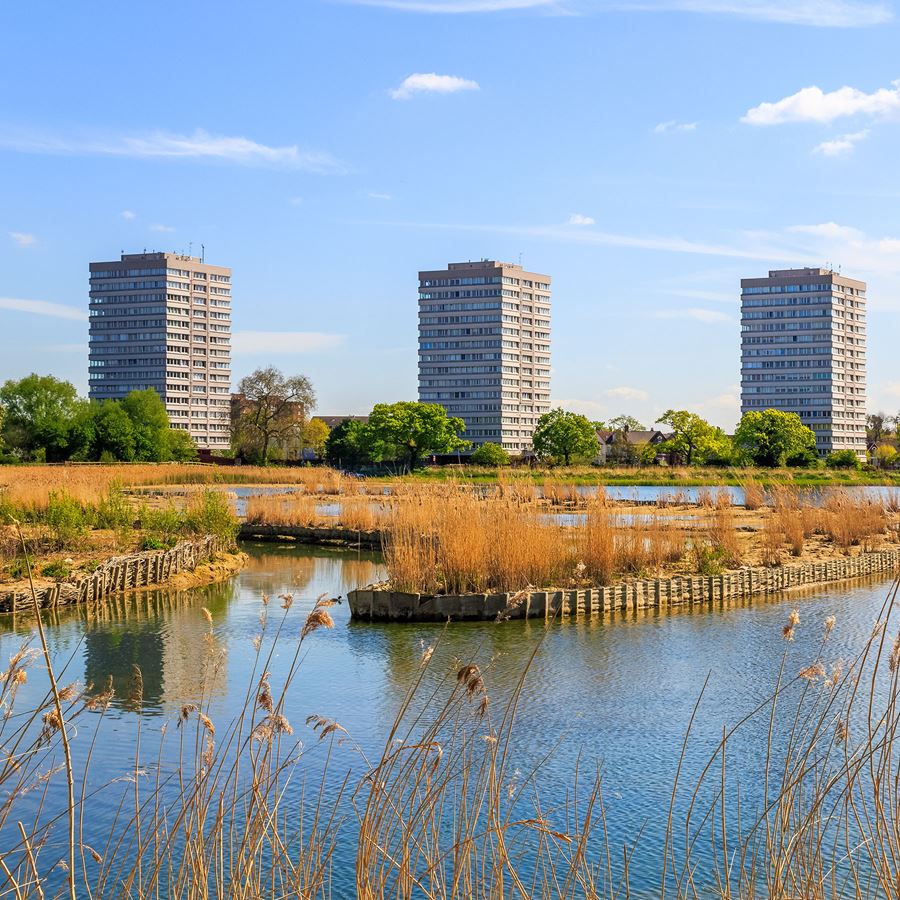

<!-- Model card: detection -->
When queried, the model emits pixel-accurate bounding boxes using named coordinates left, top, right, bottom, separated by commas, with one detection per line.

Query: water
left=2, top=543, right=897, bottom=895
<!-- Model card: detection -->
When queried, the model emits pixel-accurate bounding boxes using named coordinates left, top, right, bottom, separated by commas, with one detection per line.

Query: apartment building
left=88, top=251, right=232, bottom=450
left=740, top=267, right=867, bottom=457
left=418, top=260, right=551, bottom=452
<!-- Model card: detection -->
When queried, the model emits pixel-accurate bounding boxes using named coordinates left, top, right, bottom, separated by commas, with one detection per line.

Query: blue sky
left=1, top=0, right=899, bottom=429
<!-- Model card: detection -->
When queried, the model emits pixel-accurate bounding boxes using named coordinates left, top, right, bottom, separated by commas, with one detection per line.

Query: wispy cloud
left=567, top=213, right=595, bottom=225
left=788, top=221, right=864, bottom=240
left=368, top=191, right=393, bottom=200
left=0, top=297, right=87, bottom=321
left=390, top=73, right=480, bottom=99
left=344, top=0, right=555, bottom=11
left=289, top=196, right=304, bottom=206
left=605, top=386, right=649, bottom=401
left=654, top=120, right=697, bottom=134
left=654, top=307, right=735, bottom=324
left=233, top=331, right=346, bottom=355
left=0, top=128, right=346, bottom=173
left=8, top=232, right=37, bottom=247
left=120, top=210, right=137, bottom=220
left=743, top=81, right=900, bottom=125
left=813, top=129, right=870, bottom=156
left=340, top=0, right=890, bottom=26
left=150, top=223, right=175, bottom=233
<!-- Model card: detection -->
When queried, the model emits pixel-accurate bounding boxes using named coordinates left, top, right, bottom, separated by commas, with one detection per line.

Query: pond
left=2, top=543, right=897, bottom=895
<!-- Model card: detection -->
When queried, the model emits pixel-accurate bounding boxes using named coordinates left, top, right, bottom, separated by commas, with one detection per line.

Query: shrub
left=826, top=449, right=861, bottom=470
left=44, top=491, right=88, bottom=548
left=470, top=442, right=511, bottom=467
left=184, top=489, right=238, bottom=544
left=40, top=559, right=71, bottom=579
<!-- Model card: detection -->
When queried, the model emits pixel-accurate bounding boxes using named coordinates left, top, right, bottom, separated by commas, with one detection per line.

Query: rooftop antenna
left=201, top=243, right=205, bottom=263
left=518, top=251, right=523, bottom=266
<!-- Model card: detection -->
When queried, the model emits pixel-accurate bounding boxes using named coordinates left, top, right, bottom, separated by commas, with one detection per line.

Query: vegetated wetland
left=8, top=465, right=900, bottom=894
left=4, top=542, right=900, bottom=896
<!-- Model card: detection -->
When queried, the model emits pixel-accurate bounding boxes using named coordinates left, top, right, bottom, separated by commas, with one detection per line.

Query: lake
left=2, top=542, right=897, bottom=896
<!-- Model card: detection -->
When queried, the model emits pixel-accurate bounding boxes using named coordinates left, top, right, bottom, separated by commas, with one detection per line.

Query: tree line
left=0, top=375, right=197, bottom=463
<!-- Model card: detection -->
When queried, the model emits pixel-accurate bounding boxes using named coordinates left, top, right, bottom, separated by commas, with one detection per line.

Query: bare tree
left=233, top=367, right=316, bottom=464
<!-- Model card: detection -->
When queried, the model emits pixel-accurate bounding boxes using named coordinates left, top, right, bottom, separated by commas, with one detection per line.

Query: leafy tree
left=655, top=410, right=732, bottom=466
left=324, top=419, right=371, bottom=469
left=875, top=444, right=899, bottom=469
left=733, top=409, right=818, bottom=467
left=0, top=374, right=79, bottom=461
left=302, top=418, right=331, bottom=458
left=826, top=449, right=861, bottom=469
left=607, top=415, right=645, bottom=433
left=92, top=401, right=136, bottom=462
left=233, top=367, right=316, bottom=465
left=66, top=401, right=98, bottom=461
left=121, top=389, right=171, bottom=461
left=167, top=428, right=199, bottom=462
left=470, top=442, right=511, bottom=467
left=532, top=408, right=600, bottom=466
left=866, top=412, right=895, bottom=452
left=366, top=402, right=467, bottom=470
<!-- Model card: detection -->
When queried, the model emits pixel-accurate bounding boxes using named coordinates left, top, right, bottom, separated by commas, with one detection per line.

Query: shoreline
left=0, top=536, right=245, bottom=614
left=348, top=548, right=900, bottom=622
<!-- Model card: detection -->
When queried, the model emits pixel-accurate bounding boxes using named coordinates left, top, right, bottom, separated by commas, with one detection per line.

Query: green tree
left=233, top=367, right=316, bottom=465
left=655, top=409, right=732, bottom=465
left=167, top=427, right=199, bottom=462
left=866, top=412, right=895, bottom=452
left=733, top=409, right=818, bottom=467
left=826, top=449, right=861, bottom=469
left=121, top=389, right=171, bottom=461
left=92, top=401, right=136, bottom=462
left=532, top=408, right=600, bottom=466
left=324, top=419, right=371, bottom=469
left=0, top=373, right=79, bottom=461
left=470, top=442, right=511, bottom=467
left=607, top=415, right=645, bottom=433
left=875, top=444, right=899, bottom=469
left=66, top=400, right=97, bottom=461
left=365, top=402, right=467, bottom=470
left=302, top=418, right=331, bottom=458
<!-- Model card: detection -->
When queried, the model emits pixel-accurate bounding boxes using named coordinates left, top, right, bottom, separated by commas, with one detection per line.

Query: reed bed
left=244, top=493, right=390, bottom=532
left=0, top=463, right=358, bottom=511
left=384, top=488, right=687, bottom=594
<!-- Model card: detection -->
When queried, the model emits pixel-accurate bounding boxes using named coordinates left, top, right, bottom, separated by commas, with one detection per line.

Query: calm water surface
left=2, top=543, right=897, bottom=895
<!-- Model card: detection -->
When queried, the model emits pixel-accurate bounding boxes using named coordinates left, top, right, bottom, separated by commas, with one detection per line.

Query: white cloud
left=9, top=232, right=37, bottom=247
left=341, top=0, right=891, bottom=25
left=813, top=129, right=870, bottom=156
left=390, top=73, right=480, bottom=100
left=654, top=307, right=734, bottom=324
left=0, top=128, right=345, bottom=173
left=605, top=386, right=649, bottom=401
left=0, top=297, right=87, bottom=321
left=788, top=221, right=864, bottom=241
left=120, top=210, right=137, bottom=220
left=554, top=398, right=611, bottom=419
left=743, top=81, right=900, bottom=126
left=629, top=0, right=890, bottom=27
left=654, top=120, right=697, bottom=134
left=368, top=191, right=393, bottom=200
left=566, top=213, right=595, bottom=225
left=289, top=196, right=304, bottom=206
left=233, top=331, right=346, bottom=355
left=150, top=223, right=175, bottom=233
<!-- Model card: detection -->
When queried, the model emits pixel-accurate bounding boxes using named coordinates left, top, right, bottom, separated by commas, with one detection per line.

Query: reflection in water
left=82, top=580, right=236, bottom=713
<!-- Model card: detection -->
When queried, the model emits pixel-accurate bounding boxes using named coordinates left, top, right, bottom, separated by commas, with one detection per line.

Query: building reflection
left=83, top=579, right=236, bottom=713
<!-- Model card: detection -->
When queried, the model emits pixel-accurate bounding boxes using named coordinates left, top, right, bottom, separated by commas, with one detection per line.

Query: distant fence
left=0, top=536, right=228, bottom=614
left=349, top=548, right=900, bottom=622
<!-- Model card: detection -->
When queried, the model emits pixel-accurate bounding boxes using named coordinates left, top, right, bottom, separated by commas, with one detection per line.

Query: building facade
left=89, top=252, right=232, bottom=450
left=740, top=267, right=867, bottom=458
left=418, top=260, right=551, bottom=452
